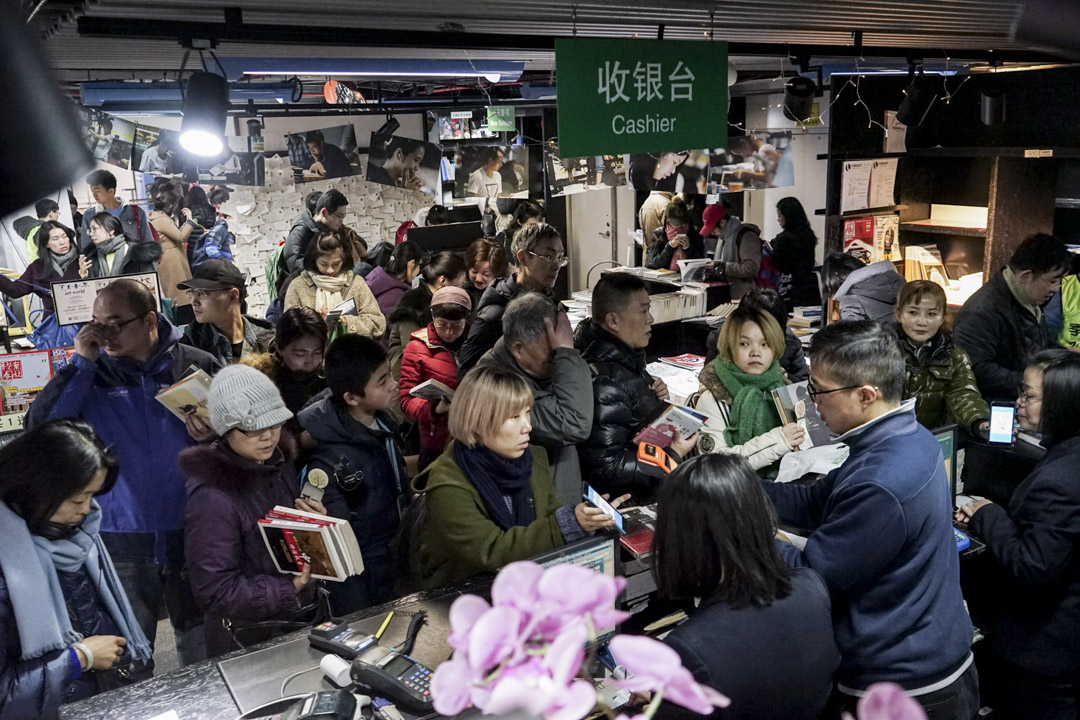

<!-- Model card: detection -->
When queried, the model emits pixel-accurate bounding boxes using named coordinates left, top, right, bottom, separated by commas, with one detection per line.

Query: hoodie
left=26, top=315, right=222, bottom=561
left=834, top=260, right=905, bottom=325
left=180, top=443, right=308, bottom=658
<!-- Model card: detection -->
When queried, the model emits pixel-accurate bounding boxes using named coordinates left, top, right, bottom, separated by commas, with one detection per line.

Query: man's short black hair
left=740, top=287, right=788, bottom=331
left=315, top=189, right=348, bottom=216
left=592, top=273, right=648, bottom=326
left=208, top=188, right=230, bottom=206
left=86, top=169, right=117, bottom=191
left=35, top=199, right=59, bottom=219
left=426, top=205, right=449, bottom=226
left=385, top=136, right=425, bottom=159
left=1008, top=233, right=1072, bottom=276
left=325, top=335, right=387, bottom=402
left=809, top=320, right=905, bottom=403
left=305, top=130, right=325, bottom=145
left=481, top=146, right=503, bottom=164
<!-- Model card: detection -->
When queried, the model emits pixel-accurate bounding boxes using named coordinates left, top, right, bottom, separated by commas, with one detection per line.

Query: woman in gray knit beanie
left=177, top=365, right=328, bottom=658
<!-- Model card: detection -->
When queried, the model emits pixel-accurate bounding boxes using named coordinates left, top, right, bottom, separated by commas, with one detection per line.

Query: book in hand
left=619, top=505, right=657, bottom=558
left=408, top=378, right=455, bottom=401
left=632, top=403, right=708, bottom=447
left=771, top=381, right=834, bottom=449
left=325, top=297, right=358, bottom=324
left=258, top=506, right=364, bottom=582
left=154, top=367, right=213, bottom=422
left=658, top=353, right=706, bottom=372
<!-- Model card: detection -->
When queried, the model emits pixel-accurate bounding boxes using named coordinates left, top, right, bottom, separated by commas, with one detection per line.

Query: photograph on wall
left=452, top=144, right=530, bottom=200
left=78, top=107, right=136, bottom=170
left=365, top=132, right=443, bottom=195
left=437, top=111, right=498, bottom=141
left=133, top=126, right=183, bottom=176
left=627, top=149, right=712, bottom=194
left=544, top=141, right=626, bottom=197
left=285, top=124, right=360, bottom=181
left=874, top=214, right=900, bottom=262
left=708, top=132, right=795, bottom=193
left=193, top=137, right=264, bottom=187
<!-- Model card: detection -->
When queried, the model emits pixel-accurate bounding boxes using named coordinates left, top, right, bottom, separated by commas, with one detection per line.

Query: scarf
left=0, top=500, right=152, bottom=663
left=714, top=358, right=784, bottom=446
left=1003, top=265, right=1042, bottom=323
left=94, top=234, right=129, bottom=276
left=311, top=272, right=350, bottom=314
left=665, top=223, right=687, bottom=271
left=453, top=441, right=535, bottom=531
left=47, top=245, right=78, bottom=279
left=715, top=216, right=743, bottom=263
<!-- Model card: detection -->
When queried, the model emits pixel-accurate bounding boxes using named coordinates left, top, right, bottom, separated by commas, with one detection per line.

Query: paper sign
left=52, top=272, right=163, bottom=326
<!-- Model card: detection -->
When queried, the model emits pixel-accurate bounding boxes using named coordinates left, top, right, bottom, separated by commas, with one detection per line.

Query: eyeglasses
left=433, top=319, right=467, bottom=330
left=527, top=251, right=569, bottom=269
left=237, top=422, right=284, bottom=438
left=807, top=379, right=873, bottom=400
left=90, top=313, right=148, bottom=336
left=186, top=289, right=229, bottom=301
left=1017, top=385, right=1042, bottom=404
left=331, top=210, right=347, bottom=220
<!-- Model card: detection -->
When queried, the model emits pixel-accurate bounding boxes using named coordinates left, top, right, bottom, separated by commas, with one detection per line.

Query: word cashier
left=611, top=114, right=677, bottom=135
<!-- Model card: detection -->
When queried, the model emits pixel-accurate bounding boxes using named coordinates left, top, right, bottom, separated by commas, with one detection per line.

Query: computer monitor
left=531, top=535, right=620, bottom=641
left=933, top=424, right=958, bottom=500
left=407, top=221, right=483, bottom=253
left=445, top=205, right=482, bottom=224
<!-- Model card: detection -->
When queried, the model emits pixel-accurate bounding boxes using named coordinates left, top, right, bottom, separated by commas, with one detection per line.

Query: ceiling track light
left=180, top=71, right=230, bottom=156
left=896, top=63, right=937, bottom=128
left=981, top=62, right=1006, bottom=126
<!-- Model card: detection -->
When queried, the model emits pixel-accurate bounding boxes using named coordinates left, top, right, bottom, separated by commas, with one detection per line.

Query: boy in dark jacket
left=298, top=335, right=407, bottom=614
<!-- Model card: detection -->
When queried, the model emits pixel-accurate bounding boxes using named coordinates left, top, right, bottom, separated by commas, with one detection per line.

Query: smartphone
left=583, top=483, right=625, bottom=534
left=988, top=402, right=1016, bottom=446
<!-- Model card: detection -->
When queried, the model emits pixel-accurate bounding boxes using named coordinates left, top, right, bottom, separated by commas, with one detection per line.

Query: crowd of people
left=2, top=174, right=1080, bottom=720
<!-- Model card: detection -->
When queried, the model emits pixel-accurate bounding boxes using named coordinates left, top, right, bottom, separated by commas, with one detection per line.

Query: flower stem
left=643, top=686, right=665, bottom=719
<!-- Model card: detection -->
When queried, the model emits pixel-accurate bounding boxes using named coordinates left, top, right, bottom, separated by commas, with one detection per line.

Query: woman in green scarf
left=692, top=306, right=805, bottom=476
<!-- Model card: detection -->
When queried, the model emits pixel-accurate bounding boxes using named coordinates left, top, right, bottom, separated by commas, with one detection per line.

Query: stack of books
left=788, top=306, right=822, bottom=329
left=258, top=507, right=364, bottom=582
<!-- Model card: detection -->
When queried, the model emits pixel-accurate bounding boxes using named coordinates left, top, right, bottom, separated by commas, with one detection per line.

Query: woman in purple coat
left=0, top=222, right=87, bottom=318
left=180, top=365, right=326, bottom=658
left=364, top=240, right=421, bottom=345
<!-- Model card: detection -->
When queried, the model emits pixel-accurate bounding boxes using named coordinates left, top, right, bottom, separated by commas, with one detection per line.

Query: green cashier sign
left=555, top=38, right=728, bottom=158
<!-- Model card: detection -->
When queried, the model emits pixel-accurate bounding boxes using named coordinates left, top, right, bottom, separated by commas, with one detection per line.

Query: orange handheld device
left=637, top=442, right=677, bottom=473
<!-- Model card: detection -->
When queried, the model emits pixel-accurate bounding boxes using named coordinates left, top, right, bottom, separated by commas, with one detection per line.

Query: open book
left=325, top=297, right=358, bottom=325
left=676, top=258, right=711, bottom=283
left=409, top=378, right=454, bottom=401
left=771, top=381, right=833, bottom=449
left=258, top=506, right=364, bottom=582
left=632, top=403, right=707, bottom=446
left=154, top=368, right=213, bottom=422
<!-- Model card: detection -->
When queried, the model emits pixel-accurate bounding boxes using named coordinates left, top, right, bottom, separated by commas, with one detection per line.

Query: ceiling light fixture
left=180, top=71, right=229, bottom=156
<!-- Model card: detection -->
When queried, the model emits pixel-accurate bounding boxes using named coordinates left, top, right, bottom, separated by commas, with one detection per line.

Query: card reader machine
left=350, top=644, right=435, bottom=713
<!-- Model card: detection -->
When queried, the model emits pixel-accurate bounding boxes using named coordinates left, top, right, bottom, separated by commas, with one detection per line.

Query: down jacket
left=834, top=260, right=905, bottom=324
left=574, top=318, right=669, bottom=503
left=284, top=270, right=386, bottom=338
left=953, top=269, right=1053, bottom=402
left=26, top=315, right=222, bottom=562
left=898, top=328, right=989, bottom=434
left=691, top=363, right=796, bottom=471
left=387, top=284, right=433, bottom=382
left=458, top=275, right=539, bottom=379
left=180, top=443, right=309, bottom=658
left=399, top=325, right=460, bottom=453
left=84, top=235, right=163, bottom=278
left=180, top=315, right=275, bottom=367
left=645, top=225, right=705, bottom=271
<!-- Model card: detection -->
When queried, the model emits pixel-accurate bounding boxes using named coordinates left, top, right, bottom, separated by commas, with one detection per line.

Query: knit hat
left=206, top=365, right=293, bottom=436
left=700, top=204, right=728, bottom=237
left=431, top=286, right=472, bottom=310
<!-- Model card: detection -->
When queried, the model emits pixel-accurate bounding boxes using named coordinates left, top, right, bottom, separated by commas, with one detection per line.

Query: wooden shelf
left=900, top=220, right=987, bottom=237
left=827, top=147, right=1080, bottom=161
left=840, top=204, right=908, bottom=217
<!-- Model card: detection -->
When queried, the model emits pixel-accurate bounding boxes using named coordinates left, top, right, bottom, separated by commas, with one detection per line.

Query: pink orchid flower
left=467, top=605, right=528, bottom=673
left=609, top=635, right=730, bottom=714
left=447, top=594, right=491, bottom=653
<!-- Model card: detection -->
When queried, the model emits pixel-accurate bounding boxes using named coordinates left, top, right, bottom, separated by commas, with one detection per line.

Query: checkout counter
left=60, top=535, right=650, bottom=720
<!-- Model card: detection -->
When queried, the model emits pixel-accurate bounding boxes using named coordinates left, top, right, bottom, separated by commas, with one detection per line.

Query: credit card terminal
left=637, top=443, right=677, bottom=473
left=350, top=644, right=435, bottom=713
left=309, top=620, right=377, bottom=659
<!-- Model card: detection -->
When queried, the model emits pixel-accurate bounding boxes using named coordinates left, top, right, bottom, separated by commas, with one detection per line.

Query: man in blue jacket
left=27, top=279, right=222, bottom=669
left=764, top=320, right=977, bottom=719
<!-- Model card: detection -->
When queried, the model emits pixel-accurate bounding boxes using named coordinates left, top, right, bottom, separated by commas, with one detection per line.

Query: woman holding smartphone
left=956, top=349, right=1080, bottom=720
left=645, top=200, right=704, bottom=271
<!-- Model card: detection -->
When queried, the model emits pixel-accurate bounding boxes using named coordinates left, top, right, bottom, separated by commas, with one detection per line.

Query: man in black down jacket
left=278, top=189, right=349, bottom=279
left=954, top=234, right=1071, bottom=402
left=575, top=274, right=697, bottom=503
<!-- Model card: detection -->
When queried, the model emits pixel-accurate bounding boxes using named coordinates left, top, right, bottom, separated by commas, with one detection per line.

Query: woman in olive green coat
left=410, top=367, right=625, bottom=589
left=896, top=281, right=990, bottom=436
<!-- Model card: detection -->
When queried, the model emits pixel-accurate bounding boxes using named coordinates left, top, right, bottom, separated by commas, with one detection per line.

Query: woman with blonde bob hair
left=412, top=366, right=625, bottom=588
left=691, top=306, right=805, bottom=477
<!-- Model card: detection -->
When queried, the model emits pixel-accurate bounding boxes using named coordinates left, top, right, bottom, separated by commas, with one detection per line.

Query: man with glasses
left=475, top=293, right=594, bottom=505
left=763, top=320, right=977, bottom=720
left=955, top=233, right=1072, bottom=402
left=27, top=279, right=223, bottom=671
left=178, top=259, right=274, bottom=366
left=279, top=189, right=353, bottom=278
left=458, top=222, right=568, bottom=378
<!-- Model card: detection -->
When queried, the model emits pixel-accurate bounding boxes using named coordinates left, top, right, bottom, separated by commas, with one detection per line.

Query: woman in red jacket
left=399, top=286, right=472, bottom=470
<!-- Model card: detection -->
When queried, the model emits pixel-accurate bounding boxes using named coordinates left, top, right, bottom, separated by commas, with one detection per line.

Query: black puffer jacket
left=298, top=394, right=408, bottom=613
left=645, top=226, right=705, bottom=270
left=574, top=318, right=669, bottom=503
left=387, top=283, right=433, bottom=381
left=954, top=269, right=1053, bottom=402
left=458, top=275, right=533, bottom=379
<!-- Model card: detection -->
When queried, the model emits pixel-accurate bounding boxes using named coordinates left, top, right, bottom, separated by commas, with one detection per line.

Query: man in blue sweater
left=764, top=320, right=976, bottom=719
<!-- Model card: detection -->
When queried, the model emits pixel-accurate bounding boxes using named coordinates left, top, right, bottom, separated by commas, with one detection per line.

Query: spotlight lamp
left=896, top=66, right=937, bottom=128
left=180, top=71, right=230, bottom=156
left=783, top=76, right=817, bottom=122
